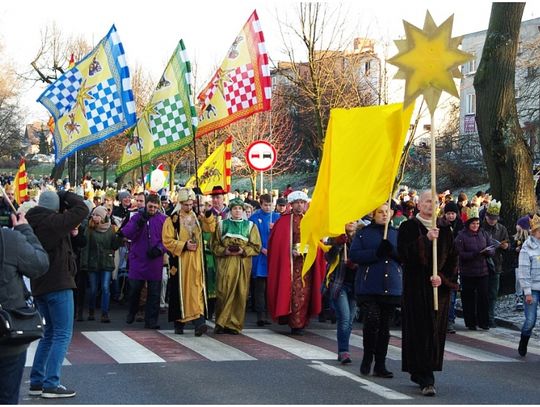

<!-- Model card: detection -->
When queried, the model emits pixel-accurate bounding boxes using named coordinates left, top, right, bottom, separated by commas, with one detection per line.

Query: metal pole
left=260, top=171, right=263, bottom=195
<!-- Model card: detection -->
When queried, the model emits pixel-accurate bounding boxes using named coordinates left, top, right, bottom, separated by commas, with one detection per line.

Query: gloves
left=376, top=239, right=393, bottom=258
left=137, top=211, right=150, bottom=228
left=205, top=209, right=213, bottom=218
left=334, top=234, right=348, bottom=245
left=147, top=246, right=163, bottom=259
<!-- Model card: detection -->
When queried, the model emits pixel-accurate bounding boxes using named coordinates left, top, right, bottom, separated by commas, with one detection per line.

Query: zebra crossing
left=24, top=323, right=539, bottom=367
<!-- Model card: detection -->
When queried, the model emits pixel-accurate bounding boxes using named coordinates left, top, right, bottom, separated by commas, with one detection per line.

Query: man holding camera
left=120, top=194, right=166, bottom=329
left=25, top=190, right=89, bottom=399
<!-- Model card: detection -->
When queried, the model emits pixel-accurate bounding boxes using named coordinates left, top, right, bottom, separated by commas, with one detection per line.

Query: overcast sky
left=1, top=0, right=539, bottom=122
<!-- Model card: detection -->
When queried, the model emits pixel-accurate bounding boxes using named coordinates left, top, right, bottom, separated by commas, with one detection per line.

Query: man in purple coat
left=121, top=194, right=167, bottom=329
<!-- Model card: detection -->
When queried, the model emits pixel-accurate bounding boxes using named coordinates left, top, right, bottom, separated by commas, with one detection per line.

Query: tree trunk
left=50, top=160, right=65, bottom=181
left=102, top=163, right=109, bottom=188
left=473, top=2, right=534, bottom=231
left=250, top=171, right=257, bottom=196
left=169, top=163, right=177, bottom=191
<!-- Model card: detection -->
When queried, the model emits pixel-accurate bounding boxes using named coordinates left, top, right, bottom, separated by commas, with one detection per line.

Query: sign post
left=245, top=140, right=277, bottom=196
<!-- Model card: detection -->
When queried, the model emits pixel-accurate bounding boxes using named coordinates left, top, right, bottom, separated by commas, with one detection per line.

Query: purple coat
left=454, top=228, right=494, bottom=277
left=122, top=211, right=167, bottom=280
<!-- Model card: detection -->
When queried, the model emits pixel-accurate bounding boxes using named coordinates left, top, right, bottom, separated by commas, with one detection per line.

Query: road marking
left=82, top=331, right=165, bottom=364
left=309, top=361, right=412, bottom=400
left=25, top=340, right=71, bottom=367
left=242, top=329, right=336, bottom=359
left=160, top=330, right=256, bottom=361
left=457, top=331, right=540, bottom=356
left=391, top=330, right=515, bottom=362
left=308, top=329, right=402, bottom=360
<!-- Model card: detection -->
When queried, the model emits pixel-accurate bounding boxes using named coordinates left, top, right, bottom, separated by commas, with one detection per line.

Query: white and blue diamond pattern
left=42, top=69, right=83, bottom=117
left=85, top=78, right=123, bottom=133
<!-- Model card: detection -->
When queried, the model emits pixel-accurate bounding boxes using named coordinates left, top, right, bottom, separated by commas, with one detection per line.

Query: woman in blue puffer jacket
left=350, top=203, right=402, bottom=379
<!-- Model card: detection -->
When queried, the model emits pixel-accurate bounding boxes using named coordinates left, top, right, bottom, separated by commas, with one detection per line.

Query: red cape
left=267, top=213, right=326, bottom=320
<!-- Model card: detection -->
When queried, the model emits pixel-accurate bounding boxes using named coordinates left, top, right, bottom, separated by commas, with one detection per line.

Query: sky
left=1, top=0, right=540, bottom=123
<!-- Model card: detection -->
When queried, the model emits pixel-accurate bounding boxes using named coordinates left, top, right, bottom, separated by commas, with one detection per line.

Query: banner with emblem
left=186, top=136, right=232, bottom=194
left=196, top=10, right=271, bottom=138
left=116, top=39, right=197, bottom=177
left=37, top=25, right=136, bottom=163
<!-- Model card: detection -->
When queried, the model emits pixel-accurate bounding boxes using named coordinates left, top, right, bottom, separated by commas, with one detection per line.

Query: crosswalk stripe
left=310, top=361, right=412, bottom=400
left=390, top=330, right=515, bottom=362
left=25, top=340, right=71, bottom=367
left=82, top=331, right=165, bottom=364
left=456, top=331, right=540, bottom=356
left=160, top=330, right=256, bottom=361
left=242, top=329, right=336, bottom=360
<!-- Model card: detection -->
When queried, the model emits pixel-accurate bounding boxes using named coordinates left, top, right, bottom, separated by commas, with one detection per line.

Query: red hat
left=209, top=185, right=226, bottom=196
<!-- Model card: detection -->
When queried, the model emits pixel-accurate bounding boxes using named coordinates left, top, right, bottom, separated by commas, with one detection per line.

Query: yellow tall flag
left=14, top=158, right=28, bottom=204
left=300, top=103, right=414, bottom=276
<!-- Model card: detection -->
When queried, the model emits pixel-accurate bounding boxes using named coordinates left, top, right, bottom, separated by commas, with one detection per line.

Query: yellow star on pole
left=387, top=11, right=474, bottom=114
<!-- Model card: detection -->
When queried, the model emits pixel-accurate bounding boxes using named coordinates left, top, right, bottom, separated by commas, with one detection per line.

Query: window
left=527, top=66, right=538, bottom=79
left=364, top=61, right=371, bottom=75
left=467, top=94, right=476, bottom=114
left=467, top=52, right=476, bottom=74
left=515, top=87, right=521, bottom=99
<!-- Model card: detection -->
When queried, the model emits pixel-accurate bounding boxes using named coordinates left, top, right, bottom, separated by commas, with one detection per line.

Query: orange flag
left=14, top=158, right=28, bottom=204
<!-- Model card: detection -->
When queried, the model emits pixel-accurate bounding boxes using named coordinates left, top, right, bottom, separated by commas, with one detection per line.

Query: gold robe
left=211, top=219, right=261, bottom=332
left=162, top=211, right=206, bottom=323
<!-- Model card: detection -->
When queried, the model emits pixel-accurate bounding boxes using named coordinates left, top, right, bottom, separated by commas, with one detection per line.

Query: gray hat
left=38, top=191, right=60, bottom=212
left=118, top=191, right=131, bottom=201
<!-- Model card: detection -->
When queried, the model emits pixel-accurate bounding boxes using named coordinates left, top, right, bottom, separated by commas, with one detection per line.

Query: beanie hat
left=118, top=191, right=131, bottom=201
left=92, top=205, right=108, bottom=219
left=276, top=197, right=287, bottom=206
left=228, top=197, right=246, bottom=210
left=83, top=199, right=94, bottom=214
left=444, top=201, right=459, bottom=214
left=38, top=191, right=60, bottom=212
left=517, top=215, right=531, bottom=231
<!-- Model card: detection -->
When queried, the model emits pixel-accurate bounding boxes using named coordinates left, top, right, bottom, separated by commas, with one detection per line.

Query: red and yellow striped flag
left=14, top=158, right=28, bottom=204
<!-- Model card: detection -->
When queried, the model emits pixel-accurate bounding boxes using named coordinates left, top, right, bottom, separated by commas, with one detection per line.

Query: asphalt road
left=18, top=304, right=540, bottom=404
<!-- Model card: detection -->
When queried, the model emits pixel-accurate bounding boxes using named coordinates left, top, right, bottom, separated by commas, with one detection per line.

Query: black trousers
left=127, top=279, right=161, bottom=327
left=410, top=371, right=435, bottom=388
left=253, top=277, right=268, bottom=319
left=360, top=301, right=395, bottom=363
left=461, top=275, right=489, bottom=328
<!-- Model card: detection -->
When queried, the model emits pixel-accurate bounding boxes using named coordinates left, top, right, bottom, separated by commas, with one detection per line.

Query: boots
left=360, top=353, right=373, bottom=375
left=518, top=335, right=530, bottom=356
left=373, top=360, right=393, bottom=378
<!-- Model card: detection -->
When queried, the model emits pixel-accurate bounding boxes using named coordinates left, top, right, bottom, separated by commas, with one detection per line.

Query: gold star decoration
left=387, top=11, right=474, bottom=114
left=142, top=102, right=159, bottom=129
left=74, top=80, right=95, bottom=116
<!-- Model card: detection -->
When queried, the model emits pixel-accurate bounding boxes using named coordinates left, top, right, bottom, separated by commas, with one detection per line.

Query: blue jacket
left=350, top=223, right=402, bottom=297
left=249, top=210, right=280, bottom=277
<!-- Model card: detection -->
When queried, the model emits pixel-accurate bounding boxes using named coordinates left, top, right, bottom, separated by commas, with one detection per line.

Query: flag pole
left=0, top=184, right=18, bottom=213
left=383, top=193, right=393, bottom=240
left=430, top=110, right=438, bottom=311
left=135, top=123, right=145, bottom=192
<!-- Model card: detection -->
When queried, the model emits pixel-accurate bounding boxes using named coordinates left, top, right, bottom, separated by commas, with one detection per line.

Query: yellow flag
left=185, top=136, right=232, bottom=194
left=300, top=103, right=414, bottom=276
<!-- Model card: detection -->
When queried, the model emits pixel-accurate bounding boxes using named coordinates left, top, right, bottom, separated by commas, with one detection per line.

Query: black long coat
left=397, top=217, right=458, bottom=373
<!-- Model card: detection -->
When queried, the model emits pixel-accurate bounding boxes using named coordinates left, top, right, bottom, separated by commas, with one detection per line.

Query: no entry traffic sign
left=245, top=140, right=277, bottom=171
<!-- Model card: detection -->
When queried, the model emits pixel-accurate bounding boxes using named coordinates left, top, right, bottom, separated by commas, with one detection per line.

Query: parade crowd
left=1, top=175, right=539, bottom=403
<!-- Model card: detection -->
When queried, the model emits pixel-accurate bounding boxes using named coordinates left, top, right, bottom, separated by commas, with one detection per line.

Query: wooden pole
left=430, top=111, right=438, bottom=311
left=383, top=194, right=393, bottom=240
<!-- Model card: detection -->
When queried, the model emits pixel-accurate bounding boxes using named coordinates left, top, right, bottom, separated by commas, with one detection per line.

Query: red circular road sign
left=245, top=140, right=277, bottom=171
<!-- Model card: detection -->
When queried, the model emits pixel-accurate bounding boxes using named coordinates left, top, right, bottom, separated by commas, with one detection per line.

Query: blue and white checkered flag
left=38, top=25, right=136, bottom=163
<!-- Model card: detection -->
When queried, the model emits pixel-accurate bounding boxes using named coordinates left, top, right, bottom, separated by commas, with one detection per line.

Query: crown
left=466, top=206, right=479, bottom=220
left=486, top=199, right=501, bottom=216
left=530, top=214, right=540, bottom=232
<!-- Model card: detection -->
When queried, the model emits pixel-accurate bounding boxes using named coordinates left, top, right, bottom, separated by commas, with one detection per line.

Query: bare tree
left=275, top=3, right=381, bottom=160
left=474, top=2, right=535, bottom=230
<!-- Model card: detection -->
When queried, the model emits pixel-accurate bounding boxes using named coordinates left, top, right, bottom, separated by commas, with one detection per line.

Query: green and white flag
left=116, top=40, right=197, bottom=177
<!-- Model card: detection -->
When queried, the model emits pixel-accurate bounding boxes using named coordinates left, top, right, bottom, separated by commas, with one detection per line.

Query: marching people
left=481, top=200, right=509, bottom=328
left=199, top=185, right=229, bottom=320
left=324, top=221, right=359, bottom=365
left=267, top=191, right=324, bottom=335
left=210, top=198, right=261, bottom=334
left=351, top=203, right=402, bottom=377
left=0, top=212, right=49, bottom=404
left=516, top=214, right=540, bottom=356
left=121, top=194, right=167, bottom=329
left=397, top=191, right=458, bottom=397
left=454, top=207, right=496, bottom=330
left=26, top=190, right=89, bottom=398
left=249, top=193, right=280, bottom=326
left=162, top=188, right=208, bottom=336
left=80, top=206, right=123, bottom=323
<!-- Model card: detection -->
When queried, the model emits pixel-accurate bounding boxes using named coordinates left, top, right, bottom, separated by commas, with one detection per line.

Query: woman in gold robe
left=162, top=188, right=208, bottom=336
left=211, top=198, right=261, bottom=334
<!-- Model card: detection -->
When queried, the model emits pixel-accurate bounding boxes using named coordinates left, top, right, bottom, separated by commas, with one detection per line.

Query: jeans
left=521, top=290, right=540, bottom=337
left=127, top=279, right=161, bottom=327
left=0, top=350, right=26, bottom=404
left=331, top=284, right=356, bottom=353
left=88, top=271, right=112, bottom=314
left=488, top=271, right=501, bottom=325
left=30, top=289, right=74, bottom=389
left=448, top=290, right=457, bottom=323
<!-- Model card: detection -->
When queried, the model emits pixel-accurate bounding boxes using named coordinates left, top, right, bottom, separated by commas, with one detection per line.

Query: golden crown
left=486, top=199, right=502, bottom=216
left=530, top=214, right=540, bottom=231
left=466, top=206, right=479, bottom=220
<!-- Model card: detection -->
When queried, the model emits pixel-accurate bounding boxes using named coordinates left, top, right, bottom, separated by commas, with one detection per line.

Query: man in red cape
left=267, top=190, right=325, bottom=335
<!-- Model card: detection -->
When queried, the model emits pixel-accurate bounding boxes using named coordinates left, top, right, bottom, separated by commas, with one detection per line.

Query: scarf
left=416, top=213, right=432, bottom=229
